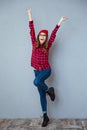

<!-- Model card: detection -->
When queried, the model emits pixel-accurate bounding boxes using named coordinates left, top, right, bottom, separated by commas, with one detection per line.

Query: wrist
left=58, top=18, right=63, bottom=26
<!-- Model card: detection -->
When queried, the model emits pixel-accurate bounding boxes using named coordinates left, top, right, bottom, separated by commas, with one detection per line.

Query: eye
left=39, top=34, right=46, bottom=37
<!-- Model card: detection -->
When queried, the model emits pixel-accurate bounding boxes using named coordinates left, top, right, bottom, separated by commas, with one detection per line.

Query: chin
left=40, top=42, right=44, bottom=45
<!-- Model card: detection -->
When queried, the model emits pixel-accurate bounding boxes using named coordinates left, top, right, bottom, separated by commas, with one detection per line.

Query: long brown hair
left=36, top=34, right=48, bottom=50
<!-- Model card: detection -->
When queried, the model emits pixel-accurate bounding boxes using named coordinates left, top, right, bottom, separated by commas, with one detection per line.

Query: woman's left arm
left=48, top=16, right=67, bottom=49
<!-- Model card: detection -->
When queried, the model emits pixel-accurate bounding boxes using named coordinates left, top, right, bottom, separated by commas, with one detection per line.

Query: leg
left=37, top=87, right=47, bottom=114
left=34, top=70, right=48, bottom=113
left=33, top=69, right=54, bottom=127
left=37, top=87, right=49, bottom=127
left=33, top=68, right=51, bottom=91
left=34, top=68, right=55, bottom=101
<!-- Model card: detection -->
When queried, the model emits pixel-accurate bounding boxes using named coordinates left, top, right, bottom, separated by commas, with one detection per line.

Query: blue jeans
left=33, top=68, right=51, bottom=114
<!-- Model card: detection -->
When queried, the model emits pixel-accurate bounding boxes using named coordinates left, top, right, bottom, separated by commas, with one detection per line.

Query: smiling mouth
left=40, top=39, right=44, bottom=41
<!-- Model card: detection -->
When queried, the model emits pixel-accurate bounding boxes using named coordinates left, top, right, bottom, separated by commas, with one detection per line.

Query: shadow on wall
left=46, top=40, right=61, bottom=114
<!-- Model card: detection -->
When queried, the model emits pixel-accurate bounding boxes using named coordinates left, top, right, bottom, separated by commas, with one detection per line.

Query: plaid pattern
left=29, top=21, right=60, bottom=70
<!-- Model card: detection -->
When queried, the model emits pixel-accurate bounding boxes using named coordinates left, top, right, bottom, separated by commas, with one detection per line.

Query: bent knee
left=33, top=79, right=40, bottom=86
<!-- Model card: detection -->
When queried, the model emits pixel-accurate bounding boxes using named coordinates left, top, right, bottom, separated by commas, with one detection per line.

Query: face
left=39, top=33, right=47, bottom=44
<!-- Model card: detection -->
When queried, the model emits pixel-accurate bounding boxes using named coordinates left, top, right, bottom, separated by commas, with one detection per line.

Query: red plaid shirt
left=29, top=21, right=60, bottom=70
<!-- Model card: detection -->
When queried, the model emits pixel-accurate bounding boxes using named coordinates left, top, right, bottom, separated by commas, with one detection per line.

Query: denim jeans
left=33, top=68, right=51, bottom=114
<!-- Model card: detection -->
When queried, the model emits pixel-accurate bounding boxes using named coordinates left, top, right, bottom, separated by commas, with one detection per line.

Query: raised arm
left=27, top=8, right=36, bottom=46
left=48, top=16, right=67, bottom=48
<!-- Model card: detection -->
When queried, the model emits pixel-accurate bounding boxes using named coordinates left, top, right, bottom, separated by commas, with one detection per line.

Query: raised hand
left=27, top=8, right=32, bottom=21
left=58, top=16, right=67, bottom=26
left=61, top=16, right=67, bottom=22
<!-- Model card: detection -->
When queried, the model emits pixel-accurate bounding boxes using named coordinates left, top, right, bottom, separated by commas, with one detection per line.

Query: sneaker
left=47, top=87, right=55, bottom=101
left=42, top=113, right=49, bottom=127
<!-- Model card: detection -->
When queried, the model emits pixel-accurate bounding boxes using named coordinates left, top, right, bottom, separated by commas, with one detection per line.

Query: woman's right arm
left=27, top=8, right=36, bottom=46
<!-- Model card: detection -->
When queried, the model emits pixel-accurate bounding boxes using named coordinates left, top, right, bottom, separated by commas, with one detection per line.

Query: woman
left=27, top=8, right=67, bottom=127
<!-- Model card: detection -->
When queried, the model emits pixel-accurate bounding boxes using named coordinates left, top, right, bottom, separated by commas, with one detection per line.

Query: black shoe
left=47, top=87, right=55, bottom=101
left=42, top=113, right=49, bottom=127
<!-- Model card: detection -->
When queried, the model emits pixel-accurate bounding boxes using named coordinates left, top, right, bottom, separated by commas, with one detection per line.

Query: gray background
left=0, top=0, right=87, bottom=118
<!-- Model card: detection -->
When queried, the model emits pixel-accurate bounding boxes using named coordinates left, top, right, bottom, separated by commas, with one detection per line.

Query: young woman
left=27, top=8, right=67, bottom=127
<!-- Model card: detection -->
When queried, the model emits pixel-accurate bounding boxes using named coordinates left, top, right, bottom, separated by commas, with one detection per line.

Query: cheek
left=44, top=37, right=46, bottom=41
left=45, top=37, right=47, bottom=40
